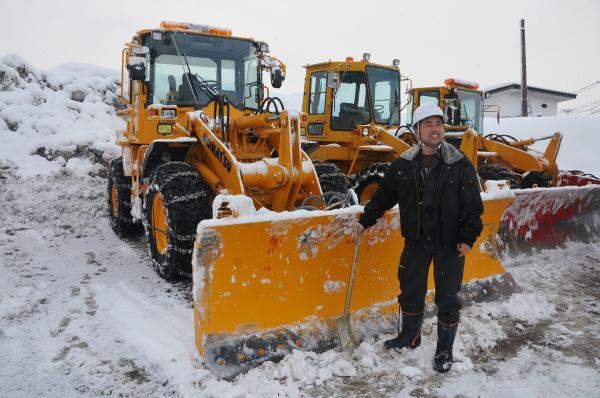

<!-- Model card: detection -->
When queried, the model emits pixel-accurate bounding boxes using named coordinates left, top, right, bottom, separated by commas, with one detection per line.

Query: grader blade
left=192, top=197, right=515, bottom=377
left=498, top=185, right=600, bottom=256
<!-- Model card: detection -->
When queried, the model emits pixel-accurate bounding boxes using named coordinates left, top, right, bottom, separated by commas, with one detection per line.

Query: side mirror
left=444, top=98, right=459, bottom=111
left=327, top=72, right=339, bottom=89
left=127, top=56, right=146, bottom=81
left=270, top=67, right=285, bottom=88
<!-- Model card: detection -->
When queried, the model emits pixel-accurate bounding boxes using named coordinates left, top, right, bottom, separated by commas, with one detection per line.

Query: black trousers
left=397, top=242, right=465, bottom=324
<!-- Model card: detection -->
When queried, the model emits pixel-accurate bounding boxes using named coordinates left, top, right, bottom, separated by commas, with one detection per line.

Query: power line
left=576, top=80, right=600, bottom=94
left=563, top=98, right=600, bottom=115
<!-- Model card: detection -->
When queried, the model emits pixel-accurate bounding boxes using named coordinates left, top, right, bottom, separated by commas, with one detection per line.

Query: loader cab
left=408, top=79, right=484, bottom=134
left=302, top=59, right=402, bottom=143
left=142, top=29, right=261, bottom=111
left=119, top=22, right=287, bottom=147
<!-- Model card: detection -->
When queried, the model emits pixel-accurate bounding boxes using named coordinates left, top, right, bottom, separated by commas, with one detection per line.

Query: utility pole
left=520, top=18, right=529, bottom=117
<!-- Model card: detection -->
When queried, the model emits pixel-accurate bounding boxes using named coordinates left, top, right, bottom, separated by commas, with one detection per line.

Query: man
left=355, top=102, right=483, bottom=373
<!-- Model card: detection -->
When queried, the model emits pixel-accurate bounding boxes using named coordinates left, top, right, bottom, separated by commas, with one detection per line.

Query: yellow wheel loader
left=408, top=79, right=600, bottom=188
left=108, top=21, right=337, bottom=279
left=108, top=29, right=519, bottom=377
left=301, top=55, right=414, bottom=204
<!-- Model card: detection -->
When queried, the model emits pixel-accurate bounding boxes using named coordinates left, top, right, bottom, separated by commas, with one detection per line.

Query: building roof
left=483, top=82, right=577, bottom=99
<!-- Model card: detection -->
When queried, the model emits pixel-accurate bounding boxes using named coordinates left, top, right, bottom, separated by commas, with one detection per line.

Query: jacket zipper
left=412, top=162, right=421, bottom=241
left=434, top=165, right=447, bottom=241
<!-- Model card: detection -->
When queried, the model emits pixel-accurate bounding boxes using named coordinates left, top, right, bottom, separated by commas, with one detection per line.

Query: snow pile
left=499, top=293, right=556, bottom=322
left=481, top=179, right=516, bottom=200
left=0, top=54, right=123, bottom=177
left=211, top=194, right=258, bottom=218
left=470, top=293, right=555, bottom=323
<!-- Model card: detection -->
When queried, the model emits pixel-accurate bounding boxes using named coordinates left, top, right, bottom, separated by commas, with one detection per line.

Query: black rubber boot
left=384, top=312, right=423, bottom=350
left=433, top=320, right=458, bottom=373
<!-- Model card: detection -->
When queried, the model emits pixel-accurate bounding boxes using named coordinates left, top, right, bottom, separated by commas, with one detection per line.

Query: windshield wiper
left=192, top=73, right=219, bottom=99
left=171, top=32, right=221, bottom=105
left=389, top=88, right=400, bottom=125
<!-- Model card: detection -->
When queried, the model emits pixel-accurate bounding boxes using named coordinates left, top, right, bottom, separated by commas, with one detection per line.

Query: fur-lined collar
left=399, top=141, right=463, bottom=165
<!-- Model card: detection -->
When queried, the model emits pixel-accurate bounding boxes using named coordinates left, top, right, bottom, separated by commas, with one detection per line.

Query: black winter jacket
left=359, top=141, right=484, bottom=248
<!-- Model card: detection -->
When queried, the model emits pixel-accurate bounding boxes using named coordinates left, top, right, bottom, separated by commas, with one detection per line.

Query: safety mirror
left=270, top=68, right=284, bottom=88
left=444, top=98, right=459, bottom=111
left=327, top=72, right=339, bottom=89
left=127, top=57, right=146, bottom=81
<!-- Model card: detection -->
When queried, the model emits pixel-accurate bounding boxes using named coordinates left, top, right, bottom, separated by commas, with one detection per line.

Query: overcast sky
left=1, top=0, right=598, bottom=103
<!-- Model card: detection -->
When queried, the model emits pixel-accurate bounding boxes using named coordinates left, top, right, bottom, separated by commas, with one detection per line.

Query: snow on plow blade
left=192, top=198, right=515, bottom=377
left=498, top=185, right=600, bottom=256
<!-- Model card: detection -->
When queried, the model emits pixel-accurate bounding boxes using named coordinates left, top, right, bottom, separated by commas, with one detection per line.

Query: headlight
left=307, top=123, right=323, bottom=136
left=161, top=109, right=177, bottom=119
left=157, top=124, right=173, bottom=135
left=362, top=127, right=369, bottom=136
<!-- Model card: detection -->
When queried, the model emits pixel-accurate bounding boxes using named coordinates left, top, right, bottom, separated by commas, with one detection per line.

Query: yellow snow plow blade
left=193, top=197, right=515, bottom=377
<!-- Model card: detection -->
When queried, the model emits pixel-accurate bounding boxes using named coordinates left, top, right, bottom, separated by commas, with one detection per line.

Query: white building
left=483, top=83, right=576, bottom=117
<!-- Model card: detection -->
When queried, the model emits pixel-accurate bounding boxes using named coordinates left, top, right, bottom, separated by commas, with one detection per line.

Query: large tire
left=352, top=162, right=390, bottom=204
left=107, top=158, right=143, bottom=236
left=478, top=164, right=522, bottom=189
left=313, top=161, right=350, bottom=194
left=143, top=162, right=213, bottom=279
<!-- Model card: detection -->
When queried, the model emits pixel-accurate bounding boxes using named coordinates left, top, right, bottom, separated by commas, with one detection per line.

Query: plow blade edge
left=498, top=185, right=600, bottom=256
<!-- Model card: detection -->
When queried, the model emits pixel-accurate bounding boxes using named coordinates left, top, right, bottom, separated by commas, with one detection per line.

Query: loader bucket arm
left=458, top=128, right=479, bottom=169
left=480, top=136, right=544, bottom=173
left=192, top=196, right=515, bottom=377
left=372, top=126, right=412, bottom=157
left=540, top=132, right=562, bottom=177
left=187, top=112, right=245, bottom=195
left=186, top=110, right=321, bottom=211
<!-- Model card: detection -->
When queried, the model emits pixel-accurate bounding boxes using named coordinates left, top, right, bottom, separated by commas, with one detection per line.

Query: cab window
left=418, top=91, right=440, bottom=107
left=308, top=71, right=327, bottom=114
left=331, top=72, right=370, bottom=130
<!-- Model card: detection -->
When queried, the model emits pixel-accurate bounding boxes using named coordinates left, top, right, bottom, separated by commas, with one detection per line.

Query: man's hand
left=354, top=221, right=366, bottom=237
left=456, top=243, right=471, bottom=257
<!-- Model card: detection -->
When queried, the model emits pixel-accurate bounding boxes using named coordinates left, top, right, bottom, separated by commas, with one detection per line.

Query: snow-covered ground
left=1, top=56, right=599, bottom=397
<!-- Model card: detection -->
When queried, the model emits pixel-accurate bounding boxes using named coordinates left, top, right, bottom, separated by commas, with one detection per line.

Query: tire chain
left=143, top=162, right=213, bottom=278
left=352, top=162, right=390, bottom=192
left=312, top=161, right=350, bottom=194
